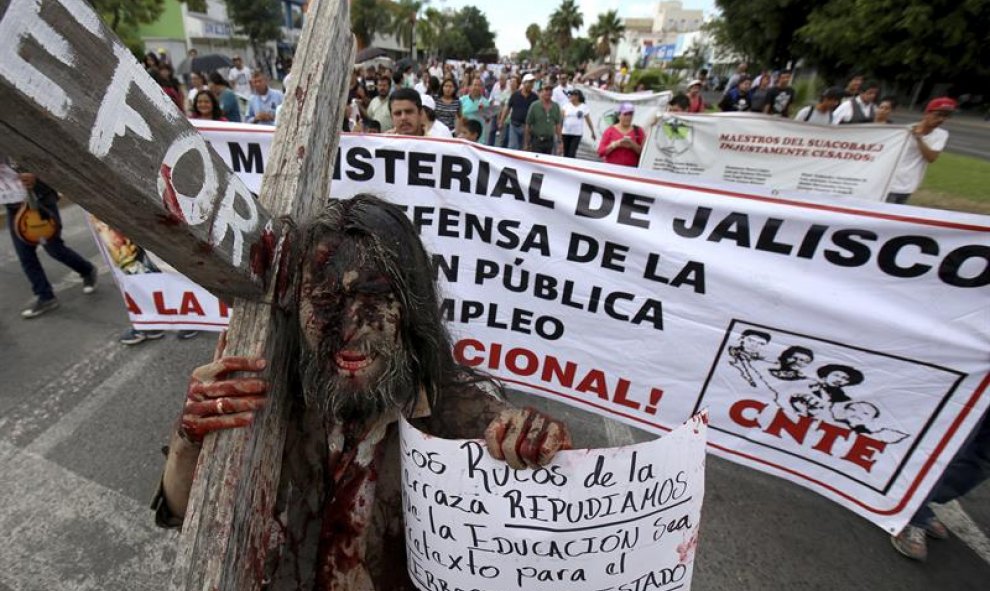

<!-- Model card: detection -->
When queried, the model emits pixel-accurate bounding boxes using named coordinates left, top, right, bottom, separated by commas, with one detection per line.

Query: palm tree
left=525, top=23, right=541, bottom=50
left=548, top=0, right=582, bottom=51
left=388, top=0, right=425, bottom=58
left=587, top=10, right=625, bottom=63
left=351, top=0, right=390, bottom=52
left=417, top=7, right=447, bottom=59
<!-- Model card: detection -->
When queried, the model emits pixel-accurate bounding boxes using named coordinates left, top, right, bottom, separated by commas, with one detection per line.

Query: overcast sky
left=436, top=0, right=717, bottom=55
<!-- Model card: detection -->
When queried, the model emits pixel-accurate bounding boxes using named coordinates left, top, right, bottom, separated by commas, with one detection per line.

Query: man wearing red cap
left=886, top=97, right=956, bottom=204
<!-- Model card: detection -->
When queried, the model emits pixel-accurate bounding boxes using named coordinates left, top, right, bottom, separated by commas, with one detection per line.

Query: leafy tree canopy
left=798, top=0, right=990, bottom=84
left=452, top=6, right=496, bottom=55
left=352, top=0, right=391, bottom=51
left=712, top=0, right=825, bottom=68
left=226, top=0, right=283, bottom=46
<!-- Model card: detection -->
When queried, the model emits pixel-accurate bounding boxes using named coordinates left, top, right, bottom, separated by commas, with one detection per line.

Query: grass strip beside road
left=911, top=153, right=990, bottom=215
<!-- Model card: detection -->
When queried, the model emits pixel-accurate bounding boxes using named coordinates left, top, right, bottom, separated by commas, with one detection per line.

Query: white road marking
left=4, top=340, right=121, bottom=444
left=933, top=500, right=990, bottom=565
left=0, top=441, right=177, bottom=591
left=25, top=345, right=156, bottom=456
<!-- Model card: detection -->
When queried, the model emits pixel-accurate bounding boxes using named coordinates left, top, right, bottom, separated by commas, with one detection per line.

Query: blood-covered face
left=298, top=235, right=411, bottom=421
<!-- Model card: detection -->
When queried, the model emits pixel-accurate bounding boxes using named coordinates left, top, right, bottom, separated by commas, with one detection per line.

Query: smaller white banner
left=577, top=85, right=671, bottom=151
left=639, top=112, right=910, bottom=201
left=400, top=412, right=708, bottom=591
left=116, top=272, right=230, bottom=330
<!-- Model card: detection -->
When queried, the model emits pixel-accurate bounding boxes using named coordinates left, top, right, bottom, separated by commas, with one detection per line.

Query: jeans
left=910, top=411, right=990, bottom=526
left=6, top=198, right=94, bottom=302
left=506, top=122, right=525, bottom=150
left=562, top=134, right=582, bottom=158
left=487, top=121, right=507, bottom=147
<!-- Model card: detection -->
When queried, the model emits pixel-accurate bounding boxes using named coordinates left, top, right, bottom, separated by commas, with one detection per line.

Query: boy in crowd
left=793, top=87, right=844, bottom=125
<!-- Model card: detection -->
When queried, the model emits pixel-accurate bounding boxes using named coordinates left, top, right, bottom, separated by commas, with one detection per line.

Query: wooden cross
left=0, top=0, right=354, bottom=588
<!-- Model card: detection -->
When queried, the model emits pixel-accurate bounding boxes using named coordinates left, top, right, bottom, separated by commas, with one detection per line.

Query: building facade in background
left=615, top=1, right=708, bottom=68
left=139, top=0, right=303, bottom=80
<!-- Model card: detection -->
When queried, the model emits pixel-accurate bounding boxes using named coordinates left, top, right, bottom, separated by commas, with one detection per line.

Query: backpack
left=802, top=105, right=832, bottom=124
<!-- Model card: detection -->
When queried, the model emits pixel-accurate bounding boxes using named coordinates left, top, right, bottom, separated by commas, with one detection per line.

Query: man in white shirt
left=886, top=97, right=955, bottom=204
left=551, top=72, right=574, bottom=108
left=832, top=81, right=879, bottom=124
left=227, top=55, right=252, bottom=96
left=367, top=76, right=393, bottom=131
left=486, top=74, right=512, bottom=145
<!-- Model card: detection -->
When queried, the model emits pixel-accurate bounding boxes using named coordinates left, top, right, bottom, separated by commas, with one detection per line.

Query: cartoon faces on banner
left=697, top=321, right=964, bottom=493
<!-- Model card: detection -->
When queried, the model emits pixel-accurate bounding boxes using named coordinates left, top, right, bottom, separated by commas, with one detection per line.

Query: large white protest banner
left=640, top=113, right=910, bottom=201
left=133, top=121, right=989, bottom=533
left=576, top=85, right=671, bottom=151
left=400, top=412, right=708, bottom=591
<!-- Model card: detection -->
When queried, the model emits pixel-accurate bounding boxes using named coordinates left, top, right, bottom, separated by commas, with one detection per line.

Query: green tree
left=388, top=0, right=424, bottom=57
left=525, top=23, right=541, bottom=50
left=416, top=7, right=447, bottom=58
left=548, top=0, right=583, bottom=51
left=92, top=0, right=163, bottom=32
left=438, top=28, right=472, bottom=60
left=451, top=6, right=496, bottom=57
left=798, top=0, right=990, bottom=85
left=712, top=0, right=826, bottom=68
left=226, top=0, right=283, bottom=66
left=587, top=9, right=625, bottom=62
left=93, top=1, right=207, bottom=57
left=565, top=37, right=595, bottom=68
left=351, top=0, right=390, bottom=51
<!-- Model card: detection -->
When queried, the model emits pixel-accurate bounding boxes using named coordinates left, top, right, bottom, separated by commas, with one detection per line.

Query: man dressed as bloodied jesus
left=154, top=194, right=571, bottom=590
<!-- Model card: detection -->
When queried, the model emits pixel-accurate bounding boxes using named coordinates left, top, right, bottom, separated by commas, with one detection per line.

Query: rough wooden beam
left=170, top=0, right=354, bottom=589
left=0, top=0, right=272, bottom=298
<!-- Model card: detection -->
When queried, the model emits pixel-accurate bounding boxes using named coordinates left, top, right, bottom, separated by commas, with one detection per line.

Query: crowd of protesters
left=342, top=60, right=622, bottom=158
left=144, top=46, right=959, bottom=209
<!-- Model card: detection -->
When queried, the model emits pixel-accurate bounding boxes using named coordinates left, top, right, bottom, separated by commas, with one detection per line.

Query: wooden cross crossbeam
left=0, top=0, right=354, bottom=588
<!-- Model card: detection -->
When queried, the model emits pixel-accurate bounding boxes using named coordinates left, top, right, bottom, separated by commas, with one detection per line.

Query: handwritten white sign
left=400, top=412, right=708, bottom=591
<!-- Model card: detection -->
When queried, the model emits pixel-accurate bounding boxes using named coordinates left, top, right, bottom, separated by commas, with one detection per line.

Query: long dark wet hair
left=287, top=194, right=459, bottom=412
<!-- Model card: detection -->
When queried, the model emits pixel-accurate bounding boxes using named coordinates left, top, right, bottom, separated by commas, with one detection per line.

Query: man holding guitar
left=2, top=156, right=98, bottom=319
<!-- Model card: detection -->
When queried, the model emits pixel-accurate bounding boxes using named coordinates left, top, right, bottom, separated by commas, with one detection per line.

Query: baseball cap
left=925, top=97, right=958, bottom=113
left=618, top=102, right=635, bottom=114
left=687, top=79, right=702, bottom=88
left=420, top=93, right=436, bottom=110
left=522, top=73, right=536, bottom=83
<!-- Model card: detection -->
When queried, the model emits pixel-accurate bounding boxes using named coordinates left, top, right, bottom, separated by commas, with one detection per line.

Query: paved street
left=1, top=204, right=988, bottom=590
left=941, top=115, right=990, bottom=160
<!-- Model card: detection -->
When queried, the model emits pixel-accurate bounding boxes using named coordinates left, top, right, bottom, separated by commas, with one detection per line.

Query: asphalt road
left=2, top=203, right=988, bottom=590
left=940, top=116, right=990, bottom=160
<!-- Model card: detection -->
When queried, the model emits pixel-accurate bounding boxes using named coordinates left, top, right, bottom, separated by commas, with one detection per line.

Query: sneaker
left=119, top=328, right=165, bottom=346
left=925, top=516, right=950, bottom=540
left=81, top=267, right=98, bottom=294
left=177, top=330, right=199, bottom=340
left=21, top=298, right=59, bottom=319
left=891, top=525, right=927, bottom=561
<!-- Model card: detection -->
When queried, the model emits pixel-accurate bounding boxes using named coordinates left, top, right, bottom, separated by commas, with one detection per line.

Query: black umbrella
left=178, top=53, right=234, bottom=75
left=355, top=47, right=388, bottom=63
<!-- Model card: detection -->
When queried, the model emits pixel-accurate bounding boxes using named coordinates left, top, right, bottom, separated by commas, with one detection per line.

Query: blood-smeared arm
left=157, top=350, right=268, bottom=523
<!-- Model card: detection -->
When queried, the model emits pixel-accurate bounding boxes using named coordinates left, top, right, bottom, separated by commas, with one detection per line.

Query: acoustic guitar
left=13, top=190, right=60, bottom=246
